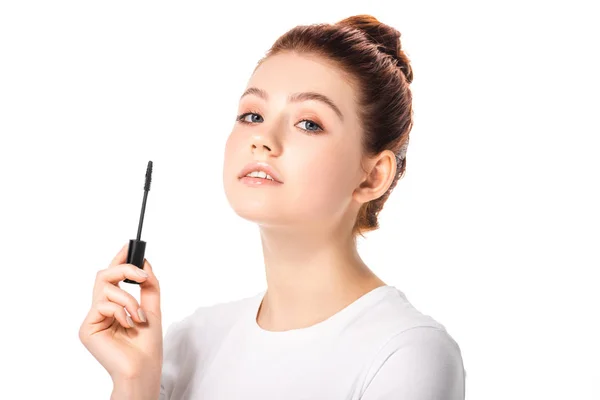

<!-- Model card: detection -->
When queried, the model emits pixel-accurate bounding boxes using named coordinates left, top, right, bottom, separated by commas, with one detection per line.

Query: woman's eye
left=237, top=112, right=323, bottom=133
left=296, top=120, right=323, bottom=132
left=237, top=112, right=264, bottom=123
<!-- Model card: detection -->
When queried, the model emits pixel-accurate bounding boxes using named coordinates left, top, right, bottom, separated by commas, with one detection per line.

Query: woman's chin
left=230, top=202, right=282, bottom=224
left=239, top=214, right=291, bottom=229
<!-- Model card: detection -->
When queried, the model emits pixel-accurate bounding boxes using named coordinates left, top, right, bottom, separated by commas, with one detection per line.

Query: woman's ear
left=352, top=150, right=397, bottom=204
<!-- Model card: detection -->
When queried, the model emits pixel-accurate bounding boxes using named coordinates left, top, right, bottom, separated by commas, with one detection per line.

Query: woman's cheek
left=295, top=160, right=351, bottom=216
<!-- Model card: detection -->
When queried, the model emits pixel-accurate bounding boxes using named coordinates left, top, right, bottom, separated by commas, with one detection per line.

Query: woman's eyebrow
left=240, top=87, right=344, bottom=121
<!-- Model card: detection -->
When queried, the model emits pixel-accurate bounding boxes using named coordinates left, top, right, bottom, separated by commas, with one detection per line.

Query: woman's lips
left=239, top=176, right=283, bottom=186
left=238, top=161, right=284, bottom=183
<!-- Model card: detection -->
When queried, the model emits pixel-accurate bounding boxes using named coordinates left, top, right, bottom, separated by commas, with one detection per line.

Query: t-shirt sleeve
left=159, top=320, right=183, bottom=400
left=360, top=326, right=466, bottom=400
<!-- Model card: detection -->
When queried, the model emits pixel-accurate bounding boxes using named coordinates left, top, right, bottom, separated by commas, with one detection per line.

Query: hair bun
left=336, top=14, right=413, bottom=84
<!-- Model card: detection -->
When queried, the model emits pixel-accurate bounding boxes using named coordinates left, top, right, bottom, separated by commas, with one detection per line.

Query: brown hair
left=257, top=14, right=414, bottom=239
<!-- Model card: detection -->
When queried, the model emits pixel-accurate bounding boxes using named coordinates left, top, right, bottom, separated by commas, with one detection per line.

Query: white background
left=1, top=1, right=598, bottom=399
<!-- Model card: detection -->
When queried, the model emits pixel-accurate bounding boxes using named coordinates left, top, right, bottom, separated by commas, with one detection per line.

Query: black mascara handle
left=123, top=239, right=146, bottom=284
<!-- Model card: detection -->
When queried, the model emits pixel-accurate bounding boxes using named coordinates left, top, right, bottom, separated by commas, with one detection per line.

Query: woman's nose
left=249, top=128, right=280, bottom=155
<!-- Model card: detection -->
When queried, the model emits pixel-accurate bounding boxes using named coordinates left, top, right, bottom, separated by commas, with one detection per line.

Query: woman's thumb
left=139, top=258, right=161, bottom=320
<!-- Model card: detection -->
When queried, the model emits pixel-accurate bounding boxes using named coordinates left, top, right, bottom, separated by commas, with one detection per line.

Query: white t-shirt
left=159, top=285, right=466, bottom=399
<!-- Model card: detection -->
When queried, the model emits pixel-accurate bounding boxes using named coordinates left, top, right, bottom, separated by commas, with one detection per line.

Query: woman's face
left=223, top=52, right=366, bottom=229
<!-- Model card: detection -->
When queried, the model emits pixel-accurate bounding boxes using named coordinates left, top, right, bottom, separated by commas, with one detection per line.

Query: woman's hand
left=79, top=243, right=163, bottom=392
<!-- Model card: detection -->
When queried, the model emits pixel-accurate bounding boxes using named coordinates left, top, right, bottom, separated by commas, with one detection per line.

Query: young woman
left=80, top=14, right=466, bottom=400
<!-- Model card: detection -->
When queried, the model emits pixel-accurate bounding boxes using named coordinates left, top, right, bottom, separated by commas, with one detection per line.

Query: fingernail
left=126, top=315, right=135, bottom=327
left=136, top=268, right=148, bottom=278
left=137, top=308, right=147, bottom=323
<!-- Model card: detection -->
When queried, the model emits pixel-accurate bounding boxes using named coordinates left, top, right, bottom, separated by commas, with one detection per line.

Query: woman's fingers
left=92, top=243, right=161, bottom=322
left=102, top=284, right=146, bottom=324
left=97, top=263, right=149, bottom=285
left=92, top=263, right=147, bottom=303
left=80, top=299, right=134, bottom=342
left=109, top=242, right=129, bottom=268
left=95, top=300, right=135, bottom=329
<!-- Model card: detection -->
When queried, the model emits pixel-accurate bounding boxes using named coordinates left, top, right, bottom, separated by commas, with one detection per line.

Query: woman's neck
left=255, top=224, right=386, bottom=332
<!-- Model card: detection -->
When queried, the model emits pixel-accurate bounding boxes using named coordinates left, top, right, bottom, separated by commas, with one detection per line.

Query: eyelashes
left=236, top=111, right=264, bottom=124
left=236, top=111, right=324, bottom=134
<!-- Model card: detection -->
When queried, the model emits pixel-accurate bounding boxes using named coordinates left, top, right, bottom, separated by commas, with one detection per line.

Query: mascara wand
left=124, top=160, right=153, bottom=284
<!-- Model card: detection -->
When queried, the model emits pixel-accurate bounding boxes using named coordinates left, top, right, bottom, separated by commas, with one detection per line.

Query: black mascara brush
left=124, top=160, right=153, bottom=284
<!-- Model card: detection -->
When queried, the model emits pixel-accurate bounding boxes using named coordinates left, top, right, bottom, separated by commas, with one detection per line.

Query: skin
left=222, top=51, right=397, bottom=332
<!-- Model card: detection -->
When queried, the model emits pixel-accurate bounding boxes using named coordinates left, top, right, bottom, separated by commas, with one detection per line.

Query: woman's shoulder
left=364, top=286, right=450, bottom=333
left=356, top=287, right=466, bottom=396
left=353, top=285, right=464, bottom=367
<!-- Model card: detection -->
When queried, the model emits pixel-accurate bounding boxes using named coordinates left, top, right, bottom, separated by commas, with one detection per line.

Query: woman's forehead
left=246, top=53, right=358, bottom=118
left=248, top=53, right=353, bottom=102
